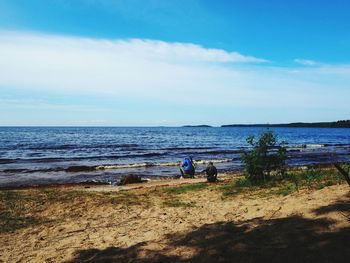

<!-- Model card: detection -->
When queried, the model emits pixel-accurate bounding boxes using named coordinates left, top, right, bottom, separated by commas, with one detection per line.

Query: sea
left=0, top=127, right=350, bottom=187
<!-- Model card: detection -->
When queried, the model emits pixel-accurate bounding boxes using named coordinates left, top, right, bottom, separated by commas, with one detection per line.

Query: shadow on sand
left=313, top=192, right=350, bottom=221
left=66, top=196, right=350, bottom=263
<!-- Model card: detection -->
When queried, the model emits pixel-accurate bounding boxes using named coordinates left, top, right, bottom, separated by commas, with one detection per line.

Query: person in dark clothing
left=204, top=162, right=217, bottom=182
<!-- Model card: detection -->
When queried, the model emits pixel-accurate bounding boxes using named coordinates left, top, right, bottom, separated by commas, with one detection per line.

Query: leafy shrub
left=241, top=131, right=287, bottom=184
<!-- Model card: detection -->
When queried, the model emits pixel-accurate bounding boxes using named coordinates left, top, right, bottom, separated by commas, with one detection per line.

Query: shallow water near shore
left=0, top=126, right=350, bottom=187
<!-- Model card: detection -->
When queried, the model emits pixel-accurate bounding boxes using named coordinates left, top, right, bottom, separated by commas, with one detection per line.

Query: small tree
left=241, top=131, right=287, bottom=184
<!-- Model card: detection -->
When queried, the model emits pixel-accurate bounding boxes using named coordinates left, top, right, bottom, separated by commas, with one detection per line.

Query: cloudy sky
left=0, top=0, right=349, bottom=126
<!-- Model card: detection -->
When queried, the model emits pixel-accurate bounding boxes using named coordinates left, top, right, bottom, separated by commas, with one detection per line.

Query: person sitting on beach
left=180, top=156, right=196, bottom=178
left=204, top=162, right=218, bottom=182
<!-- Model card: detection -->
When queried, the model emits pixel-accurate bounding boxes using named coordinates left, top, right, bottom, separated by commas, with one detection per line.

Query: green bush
left=241, top=131, right=287, bottom=184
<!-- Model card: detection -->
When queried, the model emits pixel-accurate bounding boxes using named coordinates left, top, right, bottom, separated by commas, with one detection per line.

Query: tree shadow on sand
left=66, top=194, right=350, bottom=263
left=313, top=192, right=350, bottom=222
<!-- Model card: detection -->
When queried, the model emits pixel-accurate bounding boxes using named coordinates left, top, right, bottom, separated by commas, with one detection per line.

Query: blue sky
left=0, top=0, right=349, bottom=126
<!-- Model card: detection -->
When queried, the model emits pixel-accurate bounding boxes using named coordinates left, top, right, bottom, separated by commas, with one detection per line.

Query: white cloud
left=119, top=39, right=268, bottom=63
left=0, top=31, right=349, bottom=111
left=0, top=31, right=266, bottom=63
left=294, top=58, right=317, bottom=66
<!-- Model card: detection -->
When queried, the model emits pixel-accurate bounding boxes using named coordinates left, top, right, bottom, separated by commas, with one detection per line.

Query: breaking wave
left=96, top=158, right=234, bottom=170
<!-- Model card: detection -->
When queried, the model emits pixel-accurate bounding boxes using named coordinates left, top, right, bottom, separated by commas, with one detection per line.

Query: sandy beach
left=1, top=172, right=350, bottom=263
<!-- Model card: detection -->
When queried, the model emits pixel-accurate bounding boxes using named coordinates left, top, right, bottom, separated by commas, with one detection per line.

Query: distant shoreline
left=182, top=125, right=213, bottom=128
left=221, top=120, right=350, bottom=128
left=182, top=120, right=350, bottom=128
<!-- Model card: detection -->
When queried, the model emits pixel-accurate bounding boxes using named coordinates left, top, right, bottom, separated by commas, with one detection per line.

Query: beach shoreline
left=0, top=163, right=337, bottom=190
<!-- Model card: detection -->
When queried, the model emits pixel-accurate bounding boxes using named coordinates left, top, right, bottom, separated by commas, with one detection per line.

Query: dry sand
left=1, top=175, right=350, bottom=263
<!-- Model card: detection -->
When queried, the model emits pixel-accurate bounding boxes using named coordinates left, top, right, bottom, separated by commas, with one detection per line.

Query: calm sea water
left=0, top=127, right=349, bottom=187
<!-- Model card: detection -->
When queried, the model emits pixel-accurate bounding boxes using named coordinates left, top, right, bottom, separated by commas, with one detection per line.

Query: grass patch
left=0, top=190, right=42, bottom=233
left=161, top=183, right=205, bottom=207
left=233, top=177, right=252, bottom=188
left=107, top=191, right=144, bottom=206
left=0, top=188, right=147, bottom=233
left=38, top=188, right=144, bottom=207
left=38, top=188, right=69, bottom=201
left=266, top=168, right=342, bottom=196
left=164, top=183, right=208, bottom=194
left=162, top=199, right=196, bottom=208
left=274, top=183, right=297, bottom=196
left=220, top=187, right=244, bottom=197
left=38, top=188, right=94, bottom=204
left=285, top=168, right=343, bottom=190
left=219, top=177, right=258, bottom=197
left=219, top=167, right=344, bottom=198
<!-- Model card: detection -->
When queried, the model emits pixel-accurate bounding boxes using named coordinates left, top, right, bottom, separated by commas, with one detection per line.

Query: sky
left=0, top=0, right=349, bottom=126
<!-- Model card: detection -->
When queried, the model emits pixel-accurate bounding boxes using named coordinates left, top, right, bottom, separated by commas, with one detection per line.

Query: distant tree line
left=222, top=120, right=350, bottom=128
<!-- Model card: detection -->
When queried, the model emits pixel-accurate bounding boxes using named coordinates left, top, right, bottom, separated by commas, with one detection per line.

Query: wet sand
left=1, top=173, right=350, bottom=263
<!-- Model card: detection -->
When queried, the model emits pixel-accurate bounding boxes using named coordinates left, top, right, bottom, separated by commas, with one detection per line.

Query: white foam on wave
left=286, top=144, right=325, bottom=149
left=194, top=158, right=233, bottom=164
left=96, top=158, right=232, bottom=170
left=97, top=163, right=155, bottom=170
left=306, top=144, right=325, bottom=148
